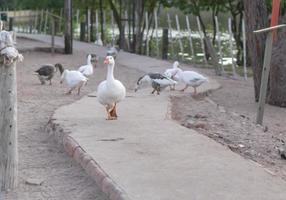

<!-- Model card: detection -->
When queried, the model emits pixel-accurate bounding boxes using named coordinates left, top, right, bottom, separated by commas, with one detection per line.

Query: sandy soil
left=4, top=39, right=140, bottom=200
left=171, top=73, right=286, bottom=180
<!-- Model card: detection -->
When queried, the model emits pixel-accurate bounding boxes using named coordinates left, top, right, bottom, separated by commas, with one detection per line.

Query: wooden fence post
left=215, top=16, right=225, bottom=73
left=0, top=35, right=19, bottom=191
left=51, top=17, right=55, bottom=55
left=145, top=12, right=149, bottom=56
left=196, top=16, right=207, bottom=64
left=154, top=8, right=159, bottom=57
left=228, top=18, right=237, bottom=77
left=167, top=13, right=174, bottom=60
left=162, top=28, right=168, bottom=60
left=242, top=16, right=248, bottom=80
left=185, top=15, right=195, bottom=60
left=175, top=14, right=184, bottom=60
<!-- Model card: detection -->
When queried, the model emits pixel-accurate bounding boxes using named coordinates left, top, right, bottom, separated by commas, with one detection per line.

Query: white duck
left=78, top=54, right=94, bottom=77
left=174, top=69, right=208, bottom=95
left=164, top=61, right=182, bottom=90
left=60, top=66, right=88, bottom=95
left=97, top=56, right=126, bottom=120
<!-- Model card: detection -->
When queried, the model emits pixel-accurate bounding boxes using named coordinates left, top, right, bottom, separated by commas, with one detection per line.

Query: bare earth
left=4, top=39, right=140, bottom=200
left=171, top=71, right=286, bottom=180
left=4, top=38, right=286, bottom=199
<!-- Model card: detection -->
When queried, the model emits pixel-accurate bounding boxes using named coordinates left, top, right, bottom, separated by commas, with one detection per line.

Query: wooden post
left=51, top=18, right=55, bottom=55
left=80, top=22, right=86, bottom=41
left=59, top=8, right=63, bottom=34
left=8, top=18, right=13, bottom=31
left=196, top=16, right=207, bottom=63
left=215, top=16, right=225, bottom=73
left=145, top=12, right=149, bottom=56
left=95, top=10, right=99, bottom=43
left=111, top=10, right=115, bottom=45
left=87, top=9, right=91, bottom=42
left=154, top=8, right=159, bottom=57
left=242, top=17, right=247, bottom=80
left=162, top=28, right=168, bottom=60
left=167, top=13, right=174, bottom=60
left=34, top=10, right=38, bottom=33
left=64, top=0, right=73, bottom=54
left=0, top=46, right=18, bottom=191
left=185, top=15, right=195, bottom=60
left=175, top=15, right=184, bottom=60
left=40, top=9, right=44, bottom=33
left=228, top=18, right=237, bottom=77
left=44, top=10, right=48, bottom=34
left=125, top=10, right=130, bottom=50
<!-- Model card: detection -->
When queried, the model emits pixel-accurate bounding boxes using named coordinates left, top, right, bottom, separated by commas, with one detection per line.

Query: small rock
left=238, top=144, right=245, bottom=148
left=25, top=178, right=44, bottom=186
left=194, top=114, right=207, bottom=119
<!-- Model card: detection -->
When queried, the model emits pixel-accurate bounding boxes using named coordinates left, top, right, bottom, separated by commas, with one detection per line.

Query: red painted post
left=270, top=0, right=280, bottom=40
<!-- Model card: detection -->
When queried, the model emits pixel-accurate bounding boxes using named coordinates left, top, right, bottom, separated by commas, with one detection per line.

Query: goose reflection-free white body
left=97, top=56, right=126, bottom=120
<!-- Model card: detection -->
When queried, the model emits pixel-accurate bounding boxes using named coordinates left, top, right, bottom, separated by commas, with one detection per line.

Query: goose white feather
left=61, top=69, right=88, bottom=95
left=97, top=56, right=126, bottom=120
left=175, top=69, right=208, bottom=94
left=78, top=54, right=93, bottom=77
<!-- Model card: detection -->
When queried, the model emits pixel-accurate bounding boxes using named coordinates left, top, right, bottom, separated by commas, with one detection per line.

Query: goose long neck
left=107, top=63, right=115, bottom=81
left=87, top=55, right=92, bottom=65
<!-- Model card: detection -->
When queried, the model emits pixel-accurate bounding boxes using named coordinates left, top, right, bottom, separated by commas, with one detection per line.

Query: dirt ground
left=171, top=72, right=286, bottom=180
left=4, top=39, right=140, bottom=200
left=3, top=38, right=286, bottom=199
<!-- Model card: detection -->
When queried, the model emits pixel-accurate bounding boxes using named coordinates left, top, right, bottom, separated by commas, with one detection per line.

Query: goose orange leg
left=106, top=104, right=117, bottom=120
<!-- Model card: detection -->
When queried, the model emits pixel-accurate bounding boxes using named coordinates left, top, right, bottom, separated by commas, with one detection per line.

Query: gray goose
left=34, top=63, right=64, bottom=85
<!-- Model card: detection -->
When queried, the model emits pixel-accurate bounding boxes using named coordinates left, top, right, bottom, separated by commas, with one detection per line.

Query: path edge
left=46, top=118, right=131, bottom=200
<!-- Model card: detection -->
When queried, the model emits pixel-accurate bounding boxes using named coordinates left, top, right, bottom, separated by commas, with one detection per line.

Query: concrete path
left=19, top=34, right=286, bottom=200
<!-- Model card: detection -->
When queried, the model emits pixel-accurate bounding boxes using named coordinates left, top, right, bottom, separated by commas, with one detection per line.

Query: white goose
left=97, top=56, right=126, bottom=120
left=60, top=67, right=88, bottom=95
left=164, top=61, right=181, bottom=90
left=174, top=69, right=208, bottom=95
left=78, top=54, right=94, bottom=77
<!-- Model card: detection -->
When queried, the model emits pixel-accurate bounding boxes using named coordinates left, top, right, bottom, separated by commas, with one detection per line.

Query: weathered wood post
left=228, top=18, right=237, bottom=77
left=196, top=16, right=207, bottom=64
left=145, top=12, right=149, bottom=56
left=162, top=28, right=168, bottom=60
left=0, top=31, right=22, bottom=191
left=215, top=16, right=225, bottom=73
left=80, top=22, right=86, bottom=41
left=185, top=15, right=195, bottom=60
left=8, top=18, right=13, bottom=31
left=167, top=13, right=174, bottom=60
left=154, top=8, right=159, bottom=58
left=242, top=16, right=247, bottom=80
left=51, top=17, right=55, bottom=55
left=175, top=14, right=184, bottom=60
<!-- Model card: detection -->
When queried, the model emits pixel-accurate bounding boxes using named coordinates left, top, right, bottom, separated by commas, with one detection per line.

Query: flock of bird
left=33, top=47, right=208, bottom=120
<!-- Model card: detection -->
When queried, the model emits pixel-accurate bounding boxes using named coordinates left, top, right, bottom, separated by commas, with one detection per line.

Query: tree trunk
left=64, top=0, right=72, bottom=54
left=99, top=0, right=104, bottom=44
left=269, top=32, right=286, bottom=107
left=243, top=0, right=268, bottom=101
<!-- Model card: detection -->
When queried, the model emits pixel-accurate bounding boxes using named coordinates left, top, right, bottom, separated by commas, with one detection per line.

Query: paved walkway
left=19, top=34, right=286, bottom=200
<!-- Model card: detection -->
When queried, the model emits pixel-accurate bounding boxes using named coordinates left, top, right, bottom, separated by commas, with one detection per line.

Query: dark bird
left=34, top=63, right=64, bottom=85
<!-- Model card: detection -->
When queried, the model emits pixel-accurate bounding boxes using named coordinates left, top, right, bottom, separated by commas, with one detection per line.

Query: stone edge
left=46, top=118, right=131, bottom=200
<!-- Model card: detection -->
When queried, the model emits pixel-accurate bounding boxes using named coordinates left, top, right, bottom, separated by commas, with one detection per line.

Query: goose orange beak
left=104, top=58, right=109, bottom=65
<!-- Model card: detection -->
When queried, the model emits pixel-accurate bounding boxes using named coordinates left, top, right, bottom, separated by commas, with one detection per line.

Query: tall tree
left=243, top=0, right=268, bottom=102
